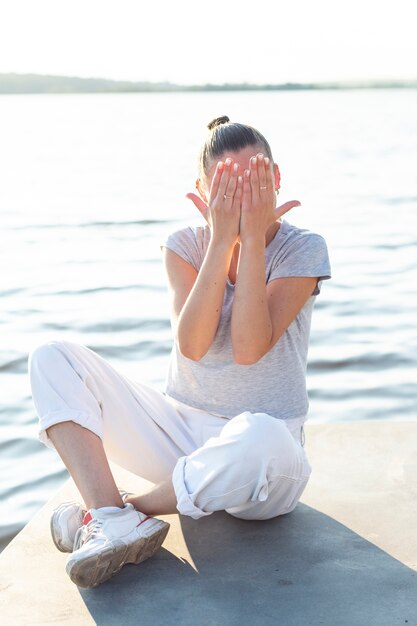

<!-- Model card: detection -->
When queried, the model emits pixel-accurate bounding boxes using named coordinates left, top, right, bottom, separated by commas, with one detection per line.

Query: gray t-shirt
left=161, top=219, right=331, bottom=420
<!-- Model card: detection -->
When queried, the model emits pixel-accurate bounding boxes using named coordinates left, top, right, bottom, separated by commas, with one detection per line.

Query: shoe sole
left=66, top=519, right=170, bottom=588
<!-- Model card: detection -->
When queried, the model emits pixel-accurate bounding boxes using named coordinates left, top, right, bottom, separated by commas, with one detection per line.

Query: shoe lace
left=73, top=518, right=104, bottom=550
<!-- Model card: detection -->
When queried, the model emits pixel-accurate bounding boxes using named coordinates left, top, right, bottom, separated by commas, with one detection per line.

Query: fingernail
left=245, top=169, right=250, bottom=177
left=264, top=157, right=270, bottom=166
left=251, top=157, right=256, bottom=165
left=238, top=175, right=242, bottom=183
left=233, top=163, right=239, bottom=173
left=217, top=161, right=223, bottom=170
left=225, top=158, right=232, bottom=166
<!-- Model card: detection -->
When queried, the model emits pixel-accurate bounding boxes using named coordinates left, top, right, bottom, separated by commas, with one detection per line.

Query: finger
left=217, top=157, right=233, bottom=199
left=274, top=200, right=301, bottom=221
left=249, top=155, right=260, bottom=202
left=186, top=192, right=209, bottom=220
left=242, top=168, right=251, bottom=211
left=186, top=192, right=208, bottom=213
left=208, top=161, right=224, bottom=203
left=233, top=174, right=243, bottom=207
left=257, top=153, right=267, bottom=193
left=264, top=156, right=274, bottom=192
left=223, top=162, right=239, bottom=205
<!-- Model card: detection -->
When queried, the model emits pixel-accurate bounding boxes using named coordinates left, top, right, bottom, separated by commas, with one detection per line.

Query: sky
left=0, top=0, right=416, bottom=85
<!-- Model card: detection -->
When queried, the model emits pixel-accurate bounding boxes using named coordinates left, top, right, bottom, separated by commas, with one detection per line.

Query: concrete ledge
left=1, top=420, right=417, bottom=625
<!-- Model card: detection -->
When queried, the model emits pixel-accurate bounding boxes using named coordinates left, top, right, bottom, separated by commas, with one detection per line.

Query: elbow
left=232, top=330, right=281, bottom=365
left=232, top=349, right=264, bottom=366
left=232, top=338, right=277, bottom=365
left=177, top=339, right=206, bottom=362
left=181, top=350, right=204, bottom=362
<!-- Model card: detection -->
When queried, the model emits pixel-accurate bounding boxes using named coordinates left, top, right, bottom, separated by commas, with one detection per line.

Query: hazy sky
left=0, top=0, right=416, bottom=84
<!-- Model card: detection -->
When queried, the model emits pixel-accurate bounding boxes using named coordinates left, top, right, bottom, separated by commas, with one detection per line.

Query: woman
left=28, top=116, right=331, bottom=589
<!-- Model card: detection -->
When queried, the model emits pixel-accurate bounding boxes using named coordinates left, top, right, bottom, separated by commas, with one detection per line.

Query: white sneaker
left=66, top=503, right=170, bottom=588
left=50, top=501, right=85, bottom=553
left=50, top=489, right=132, bottom=553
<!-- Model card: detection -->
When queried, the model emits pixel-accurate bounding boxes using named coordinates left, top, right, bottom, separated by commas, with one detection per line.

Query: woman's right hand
left=186, top=158, right=243, bottom=247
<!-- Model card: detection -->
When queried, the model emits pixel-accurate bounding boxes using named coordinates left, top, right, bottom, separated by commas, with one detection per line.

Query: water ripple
left=7, top=218, right=176, bottom=231
left=383, top=195, right=417, bottom=205
left=80, top=318, right=171, bottom=332
left=1, top=288, right=24, bottom=297
left=309, top=352, right=414, bottom=371
left=88, top=340, right=172, bottom=359
left=0, top=355, right=28, bottom=374
left=52, top=284, right=165, bottom=296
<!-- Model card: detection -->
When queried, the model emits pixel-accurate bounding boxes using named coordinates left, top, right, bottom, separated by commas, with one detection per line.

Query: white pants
left=28, top=340, right=312, bottom=521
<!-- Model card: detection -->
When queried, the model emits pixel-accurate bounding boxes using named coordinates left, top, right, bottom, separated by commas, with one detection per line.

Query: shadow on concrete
left=77, top=504, right=417, bottom=626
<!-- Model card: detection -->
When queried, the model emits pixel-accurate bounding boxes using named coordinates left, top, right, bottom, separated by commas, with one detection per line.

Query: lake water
left=1, top=89, right=416, bottom=552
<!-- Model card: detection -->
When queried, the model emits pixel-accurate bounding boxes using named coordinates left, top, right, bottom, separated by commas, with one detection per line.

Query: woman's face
left=197, top=144, right=280, bottom=203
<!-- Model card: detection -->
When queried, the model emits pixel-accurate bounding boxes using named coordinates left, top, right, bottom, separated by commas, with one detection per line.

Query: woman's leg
left=29, top=339, right=310, bottom=520
left=171, top=411, right=312, bottom=521
left=28, top=339, right=192, bottom=588
left=28, top=339, right=197, bottom=509
left=46, top=422, right=124, bottom=510
left=47, top=419, right=177, bottom=515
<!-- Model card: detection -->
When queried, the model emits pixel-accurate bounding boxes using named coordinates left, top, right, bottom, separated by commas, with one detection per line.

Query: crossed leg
left=29, top=339, right=311, bottom=521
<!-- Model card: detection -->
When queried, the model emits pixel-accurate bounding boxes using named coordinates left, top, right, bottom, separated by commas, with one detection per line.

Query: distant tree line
left=1, top=73, right=416, bottom=94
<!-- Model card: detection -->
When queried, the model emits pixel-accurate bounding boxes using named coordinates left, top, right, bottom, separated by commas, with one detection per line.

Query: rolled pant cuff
left=172, top=456, right=212, bottom=520
left=38, top=409, right=103, bottom=450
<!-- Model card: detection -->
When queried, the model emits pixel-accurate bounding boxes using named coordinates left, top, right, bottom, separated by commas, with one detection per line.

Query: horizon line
left=1, top=72, right=417, bottom=94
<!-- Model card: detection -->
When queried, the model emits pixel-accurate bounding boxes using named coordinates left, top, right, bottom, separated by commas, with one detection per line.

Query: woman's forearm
left=176, top=239, right=234, bottom=360
left=231, top=237, right=272, bottom=364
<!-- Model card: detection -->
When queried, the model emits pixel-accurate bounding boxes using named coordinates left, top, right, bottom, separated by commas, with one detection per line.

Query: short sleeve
left=160, top=227, right=202, bottom=272
left=269, top=233, right=331, bottom=296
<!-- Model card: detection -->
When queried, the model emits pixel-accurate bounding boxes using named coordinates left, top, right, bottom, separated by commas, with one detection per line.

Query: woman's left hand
left=240, top=153, right=300, bottom=242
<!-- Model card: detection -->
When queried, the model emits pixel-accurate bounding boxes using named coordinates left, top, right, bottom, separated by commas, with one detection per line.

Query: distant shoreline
left=1, top=73, right=417, bottom=94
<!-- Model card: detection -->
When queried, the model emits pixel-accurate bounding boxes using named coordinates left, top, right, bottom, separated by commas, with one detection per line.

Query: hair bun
left=207, top=115, right=230, bottom=130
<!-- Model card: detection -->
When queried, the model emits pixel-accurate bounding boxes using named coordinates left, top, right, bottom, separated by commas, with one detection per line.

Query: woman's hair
left=198, top=116, right=274, bottom=179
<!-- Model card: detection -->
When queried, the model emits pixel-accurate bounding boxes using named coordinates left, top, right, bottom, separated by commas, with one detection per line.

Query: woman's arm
left=232, top=242, right=316, bottom=363
left=231, top=153, right=316, bottom=364
left=163, top=159, right=242, bottom=361
left=163, top=241, right=234, bottom=360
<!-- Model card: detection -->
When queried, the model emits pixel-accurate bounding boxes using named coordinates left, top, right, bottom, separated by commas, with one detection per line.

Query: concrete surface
left=1, top=420, right=417, bottom=626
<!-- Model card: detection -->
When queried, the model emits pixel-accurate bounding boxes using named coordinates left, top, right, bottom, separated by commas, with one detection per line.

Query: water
left=1, top=90, right=416, bottom=552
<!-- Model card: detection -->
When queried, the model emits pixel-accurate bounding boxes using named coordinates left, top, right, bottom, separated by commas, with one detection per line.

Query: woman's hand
left=240, top=153, right=300, bottom=243
left=186, top=153, right=300, bottom=244
left=186, top=158, right=243, bottom=247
